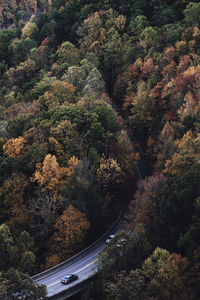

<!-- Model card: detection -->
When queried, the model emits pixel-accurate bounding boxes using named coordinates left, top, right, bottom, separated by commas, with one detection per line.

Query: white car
left=106, top=234, right=115, bottom=244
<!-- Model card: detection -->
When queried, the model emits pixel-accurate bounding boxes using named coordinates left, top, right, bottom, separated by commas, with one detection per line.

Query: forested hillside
left=0, top=0, right=200, bottom=298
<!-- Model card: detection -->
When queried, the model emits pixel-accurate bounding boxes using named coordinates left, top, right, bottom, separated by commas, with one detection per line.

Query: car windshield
left=64, top=275, right=71, bottom=279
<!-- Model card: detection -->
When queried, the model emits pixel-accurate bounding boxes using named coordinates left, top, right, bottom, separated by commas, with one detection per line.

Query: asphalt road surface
left=34, top=161, right=145, bottom=298
left=34, top=242, right=106, bottom=297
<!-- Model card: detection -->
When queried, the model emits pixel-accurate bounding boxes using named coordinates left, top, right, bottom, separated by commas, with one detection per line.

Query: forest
left=0, top=0, right=200, bottom=299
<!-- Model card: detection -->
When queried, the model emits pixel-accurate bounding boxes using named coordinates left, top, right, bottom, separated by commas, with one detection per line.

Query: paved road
left=34, top=241, right=107, bottom=297
left=33, top=160, right=146, bottom=298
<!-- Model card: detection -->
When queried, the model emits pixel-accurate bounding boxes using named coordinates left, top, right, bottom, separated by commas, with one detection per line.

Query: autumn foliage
left=3, top=137, right=27, bottom=159
left=51, top=205, right=90, bottom=258
left=0, top=0, right=200, bottom=298
left=31, top=154, right=79, bottom=193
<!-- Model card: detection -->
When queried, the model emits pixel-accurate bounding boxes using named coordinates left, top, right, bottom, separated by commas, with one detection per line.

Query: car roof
left=64, top=274, right=72, bottom=278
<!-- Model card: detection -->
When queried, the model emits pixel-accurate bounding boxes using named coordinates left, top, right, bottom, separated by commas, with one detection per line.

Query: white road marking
left=47, top=259, right=97, bottom=288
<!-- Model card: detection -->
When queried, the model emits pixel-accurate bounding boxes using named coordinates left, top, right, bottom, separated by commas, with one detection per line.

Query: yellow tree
left=21, top=22, right=39, bottom=39
left=31, top=154, right=79, bottom=193
left=164, top=130, right=200, bottom=176
left=3, top=137, right=27, bottom=159
left=97, top=155, right=125, bottom=189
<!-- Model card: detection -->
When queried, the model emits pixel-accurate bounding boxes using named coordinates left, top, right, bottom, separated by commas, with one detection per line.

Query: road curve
left=35, top=241, right=106, bottom=298
left=33, top=162, right=146, bottom=298
left=33, top=161, right=146, bottom=299
left=32, top=213, right=122, bottom=298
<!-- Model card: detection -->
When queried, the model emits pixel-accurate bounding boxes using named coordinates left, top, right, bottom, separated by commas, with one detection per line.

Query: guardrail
left=48, top=275, right=95, bottom=300
left=32, top=212, right=122, bottom=283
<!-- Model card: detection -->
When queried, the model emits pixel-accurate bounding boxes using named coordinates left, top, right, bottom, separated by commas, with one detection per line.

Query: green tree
left=62, top=66, right=85, bottom=92
left=184, top=2, right=200, bottom=26
left=0, top=224, right=17, bottom=271
left=142, top=248, right=189, bottom=300
left=83, top=67, right=105, bottom=97
left=6, top=59, right=37, bottom=88
left=140, top=26, right=161, bottom=52
left=17, top=231, right=36, bottom=255
left=19, top=251, right=36, bottom=274
left=0, top=29, right=17, bottom=65
left=129, top=15, right=149, bottom=36
left=9, top=38, right=36, bottom=66
left=0, top=268, right=47, bottom=299
left=56, top=41, right=80, bottom=65
left=106, top=248, right=190, bottom=300
left=31, top=76, right=57, bottom=99
left=105, top=269, right=145, bottom=300
left=155, top=164, right=200, bottom=253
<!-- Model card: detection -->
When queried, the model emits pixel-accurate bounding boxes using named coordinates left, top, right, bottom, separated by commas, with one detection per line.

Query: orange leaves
left=51, top=80, right=75, bottom=98
left=41, top=37, right=50, bottom=47
left=149, top=81, right=163, bottom=99
left=31, top=154, right=79, bottom=192
left=141, top=58, right=154, bottom=79
left=49, top=137, right=65, bottom=157
left=164, top=46, right=176, bottom=62
left=128, top=64, right=139, bottom=81
left=52, top=204, right=90, bottom=256
left=43, top=254, right=61, bottom=270
left=162, top=60, right=177, bottom=81
left=123, top=92, right=135, bottom=111
left=3, top=137, right=27, bottom=159
left=67, top=155, right=80, bottom=176
left=177, top=55, right=191, bottom=73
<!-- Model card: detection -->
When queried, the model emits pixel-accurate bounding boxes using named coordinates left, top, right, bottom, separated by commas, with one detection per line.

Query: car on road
left=61, top=274, right=78, bottom=284
left=106, top=234, right=115, bottom=244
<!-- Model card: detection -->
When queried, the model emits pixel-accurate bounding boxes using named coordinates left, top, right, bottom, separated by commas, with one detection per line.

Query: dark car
left=61, top=274, right=78, bottom=284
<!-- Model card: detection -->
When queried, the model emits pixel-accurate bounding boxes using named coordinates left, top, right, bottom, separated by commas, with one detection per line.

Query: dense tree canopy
left=0, top=0, right=200, bottom=298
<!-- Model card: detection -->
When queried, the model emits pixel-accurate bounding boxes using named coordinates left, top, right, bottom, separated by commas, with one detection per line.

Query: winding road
left=33, top=161, right=146, bottom=299
left=34, top=241, right=106, bottom=298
